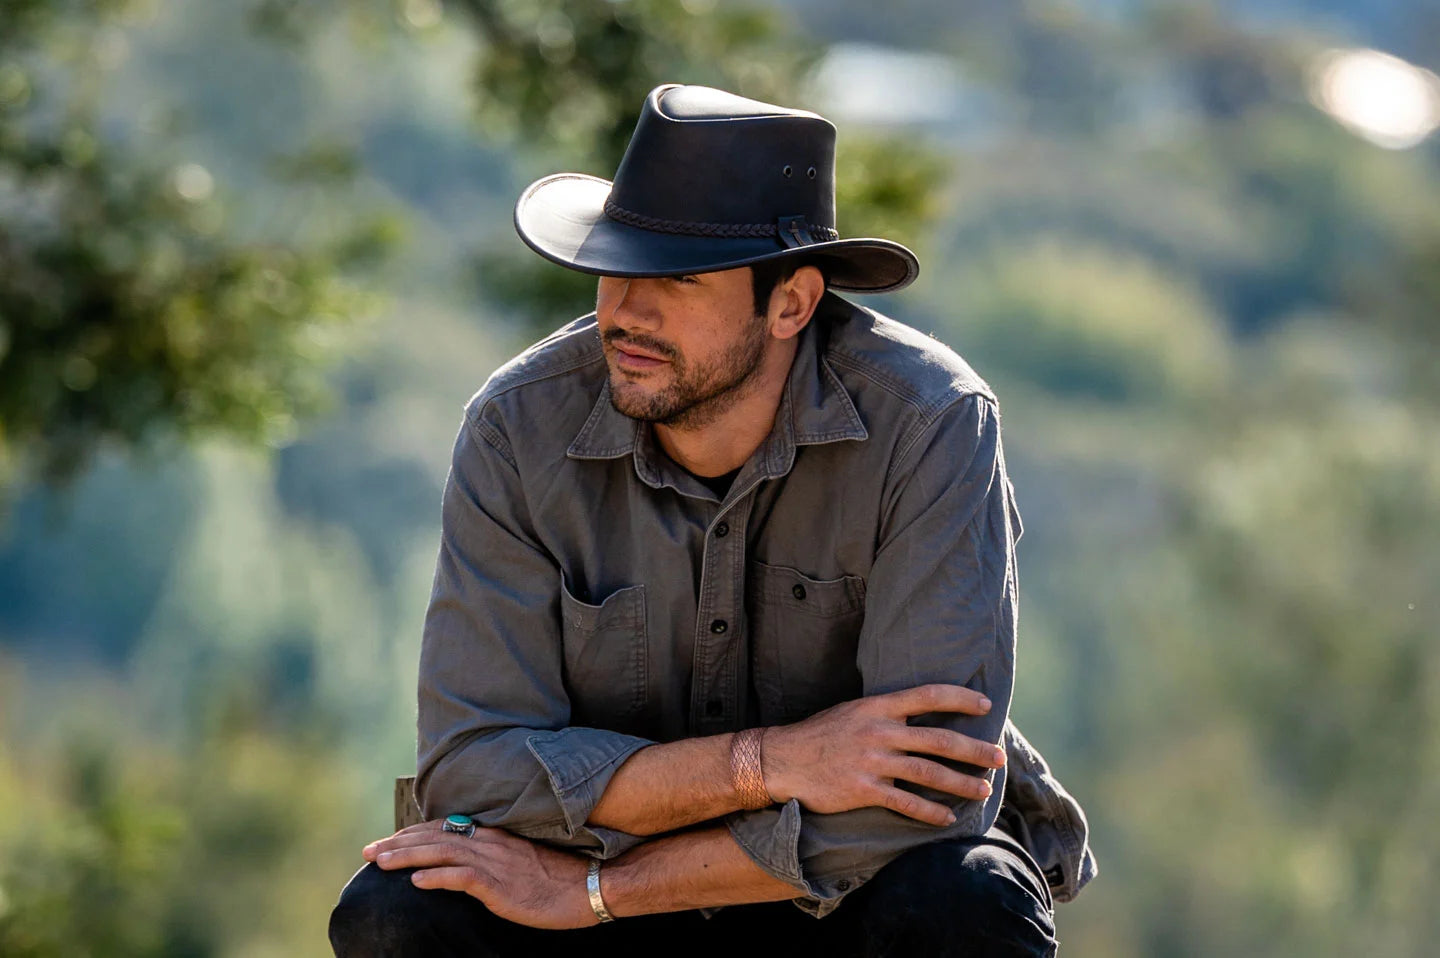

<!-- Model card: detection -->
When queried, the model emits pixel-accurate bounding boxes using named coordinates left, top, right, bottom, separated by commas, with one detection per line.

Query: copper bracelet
left=730, top=727, right=772, bottom=810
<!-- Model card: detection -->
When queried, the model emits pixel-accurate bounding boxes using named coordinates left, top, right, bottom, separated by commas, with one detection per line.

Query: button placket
left=690, top=500, right=749, bottom=732
left=689, top=510, right=724, bottom=730
left=719, top=496, right=753, bottom=732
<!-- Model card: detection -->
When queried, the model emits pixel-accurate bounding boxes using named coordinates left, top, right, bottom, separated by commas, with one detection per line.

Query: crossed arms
left=367, top=685, right=1003, bottom=926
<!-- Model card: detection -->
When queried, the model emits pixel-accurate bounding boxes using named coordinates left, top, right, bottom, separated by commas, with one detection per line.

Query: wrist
left=586, top=858, right=615, bottom=923
left=758, top=724, right=795, bottom=803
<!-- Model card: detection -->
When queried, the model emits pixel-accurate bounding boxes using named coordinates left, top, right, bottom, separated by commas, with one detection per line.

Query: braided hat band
left=602, top=198, right=841, bottom=243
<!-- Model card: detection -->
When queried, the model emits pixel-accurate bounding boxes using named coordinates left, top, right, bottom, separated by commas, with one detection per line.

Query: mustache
left=601, top=328, right=678, bottom=361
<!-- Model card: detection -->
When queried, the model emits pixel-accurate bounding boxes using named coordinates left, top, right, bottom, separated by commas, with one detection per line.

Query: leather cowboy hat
left=513, top=84, right=920, bottom=294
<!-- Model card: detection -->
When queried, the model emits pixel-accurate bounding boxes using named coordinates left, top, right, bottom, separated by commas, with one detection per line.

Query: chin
left=609, top=383, right=662, bottom=422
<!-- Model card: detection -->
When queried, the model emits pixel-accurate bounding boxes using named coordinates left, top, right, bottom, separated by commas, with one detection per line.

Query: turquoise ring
left=441, top=814, right=476, bottom=838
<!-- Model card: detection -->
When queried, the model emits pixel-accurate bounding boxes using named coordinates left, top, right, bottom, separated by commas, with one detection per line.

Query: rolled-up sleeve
left=415, top=406, right=654, bottom=859
left=726, top=393, right=1020, bottom=915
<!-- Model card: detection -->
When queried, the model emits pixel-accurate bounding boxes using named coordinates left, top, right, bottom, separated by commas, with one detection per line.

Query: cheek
left=594, top=282, right=617, bottom=320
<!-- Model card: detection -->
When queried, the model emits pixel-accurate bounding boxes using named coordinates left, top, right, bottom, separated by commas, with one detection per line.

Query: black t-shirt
left=686, top=466, right=741, bottom=500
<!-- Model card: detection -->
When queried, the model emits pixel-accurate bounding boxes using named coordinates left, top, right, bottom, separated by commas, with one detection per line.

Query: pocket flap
left=559, top=576, right=646, bottom=633
left=748, top=561, right=865, bottom=618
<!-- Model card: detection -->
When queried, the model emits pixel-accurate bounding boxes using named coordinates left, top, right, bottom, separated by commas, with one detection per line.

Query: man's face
left=595, top=266, right=771, bottom=431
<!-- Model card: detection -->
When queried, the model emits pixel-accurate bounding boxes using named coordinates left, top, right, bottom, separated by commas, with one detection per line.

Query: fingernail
left=980, top=781, right=992, bottom=797
left=944, top=812, right=956, bottom=825
left=377, top=851, right=392, bottom=863
left=994, top=748, right=1006, bottom=766
left=979, top=697, right=992, bottom=711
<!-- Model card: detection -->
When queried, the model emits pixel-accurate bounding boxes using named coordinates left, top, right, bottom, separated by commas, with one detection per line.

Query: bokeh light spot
left=536, top=13, right=576, bottom=65
left=173, top=163, right=215, bottom=202
left=400, top=0, right=442, bottom=30
left=1309, top=48, right=1440, bottom=150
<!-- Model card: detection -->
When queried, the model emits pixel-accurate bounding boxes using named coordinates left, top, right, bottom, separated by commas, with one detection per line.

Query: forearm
left=602, top=825, right=801, bottom=916
left=587, top=733, right=748, bottom=835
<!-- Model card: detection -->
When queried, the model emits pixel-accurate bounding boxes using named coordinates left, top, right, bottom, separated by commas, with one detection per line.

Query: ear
left=769, top=265, right=825, bottom=341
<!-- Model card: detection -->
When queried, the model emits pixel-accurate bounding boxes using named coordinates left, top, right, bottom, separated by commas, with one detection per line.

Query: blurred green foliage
left=1, top=0, right=1438, bottom=955
left=0, top=664, right=371, bottom=956
left=455, top=0, right=811, bottom=169
left=0, top=0, right=392, bottom=489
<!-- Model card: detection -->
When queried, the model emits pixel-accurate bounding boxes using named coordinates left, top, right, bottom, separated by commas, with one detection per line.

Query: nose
left=597, top=276, right=660, bottom=332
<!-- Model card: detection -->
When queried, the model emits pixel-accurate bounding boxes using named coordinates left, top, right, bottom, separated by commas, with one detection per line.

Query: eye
left=671, top=274, right=700, bottom=285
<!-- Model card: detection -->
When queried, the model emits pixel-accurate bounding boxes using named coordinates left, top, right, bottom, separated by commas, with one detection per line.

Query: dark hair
left=750, top=256, right=830, bottom=316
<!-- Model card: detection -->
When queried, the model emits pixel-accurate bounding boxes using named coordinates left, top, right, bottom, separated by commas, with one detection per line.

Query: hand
left=762, top=683, right=1005, bottom=827
left=362, top=819, right=599, bottom=929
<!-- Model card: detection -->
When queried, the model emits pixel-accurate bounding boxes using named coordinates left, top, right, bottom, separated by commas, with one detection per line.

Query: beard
left=603, top=312, right=769, bottom=431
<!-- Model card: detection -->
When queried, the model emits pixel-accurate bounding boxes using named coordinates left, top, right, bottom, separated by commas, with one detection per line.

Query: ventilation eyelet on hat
left=783, top=165, right=793, bottom=177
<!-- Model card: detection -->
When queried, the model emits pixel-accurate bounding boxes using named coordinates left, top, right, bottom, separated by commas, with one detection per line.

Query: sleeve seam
left=465, top=406, right=518, bottom=469
left=885, top=393, right=994, bottom=491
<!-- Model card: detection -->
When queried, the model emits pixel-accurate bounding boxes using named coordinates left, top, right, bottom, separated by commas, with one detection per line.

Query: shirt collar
left=567, top=305, right=869, bottom=489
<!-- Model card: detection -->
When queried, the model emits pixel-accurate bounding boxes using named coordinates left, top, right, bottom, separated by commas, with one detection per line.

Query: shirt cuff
left=727, top=799, right=860, bottom=916
left=525, top=727, right=654, bottom=859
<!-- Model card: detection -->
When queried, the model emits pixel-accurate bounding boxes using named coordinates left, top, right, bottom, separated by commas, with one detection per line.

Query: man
left=330, top=84, right=1095, bottom=957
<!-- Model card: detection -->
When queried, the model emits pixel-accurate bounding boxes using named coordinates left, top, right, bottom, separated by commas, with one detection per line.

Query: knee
left=861, top=841, right=1057, bottom=957
left=328, top=863, right=437, bottom=958
left=948, top=854, right=1044, bottom=926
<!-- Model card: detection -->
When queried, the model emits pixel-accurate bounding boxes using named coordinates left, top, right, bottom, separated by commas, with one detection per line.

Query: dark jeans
left=329, top=825, right=1057, bottom=957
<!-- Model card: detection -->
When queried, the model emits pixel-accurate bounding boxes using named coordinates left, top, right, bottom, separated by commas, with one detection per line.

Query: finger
left=872, top=784, right=960, bottom=827
left=411, top=865, right=492, bottom=896
left=397, top=819, right=450, bottom=837
left=374, top=840, right=474, bottom=871
left=880, top=755, right=994, bottom=802
left=364, top=819, right=447, bottom=857
left=367, top=826, right=502, bottom=859
left=879, top=684, right=991, bottom=719
left=888, top=725, right=1006, bottom=769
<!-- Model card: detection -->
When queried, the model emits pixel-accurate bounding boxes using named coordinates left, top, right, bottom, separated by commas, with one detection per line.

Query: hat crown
left=608, top=85, right=838, bottom=232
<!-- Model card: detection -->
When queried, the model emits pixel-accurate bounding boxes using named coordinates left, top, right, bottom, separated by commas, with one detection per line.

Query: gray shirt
left=416, top=292, right=1096, bottom=916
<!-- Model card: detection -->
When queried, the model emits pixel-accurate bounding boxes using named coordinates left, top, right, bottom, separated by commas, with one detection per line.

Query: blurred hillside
left=2, top=1, right=1438, bottom=955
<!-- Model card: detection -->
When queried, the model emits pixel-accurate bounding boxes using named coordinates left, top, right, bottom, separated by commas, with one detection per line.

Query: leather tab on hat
left=778, top=215, right=814, bottom=249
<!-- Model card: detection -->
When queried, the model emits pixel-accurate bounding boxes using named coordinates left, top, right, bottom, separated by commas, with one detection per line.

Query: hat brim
left=514, top=174, right=919, bottom=294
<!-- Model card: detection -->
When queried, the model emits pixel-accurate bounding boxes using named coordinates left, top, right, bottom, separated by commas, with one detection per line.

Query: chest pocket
left=558, top=577, right=648, bottom=728
left=746, top=561, right=866, bottom=724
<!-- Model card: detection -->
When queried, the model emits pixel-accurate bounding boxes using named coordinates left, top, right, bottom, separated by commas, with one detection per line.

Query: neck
left=654, top=337, right=798, bottom=478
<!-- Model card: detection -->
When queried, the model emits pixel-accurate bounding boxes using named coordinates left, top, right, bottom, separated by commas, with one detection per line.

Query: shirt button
left=836, top=879, right=852, bottom=891
left=705, top=699, right=724, bottom=717
left=714, top=521, right=729, bottom=538
left=792, top=584, right=807, bottom=601
left=710, top=619, right=728, bottom=634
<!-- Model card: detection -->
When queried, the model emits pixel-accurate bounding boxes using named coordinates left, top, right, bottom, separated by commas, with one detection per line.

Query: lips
left=615, top=344, right=669, bottom=362
left=607, top=336, right=674, bottom=367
